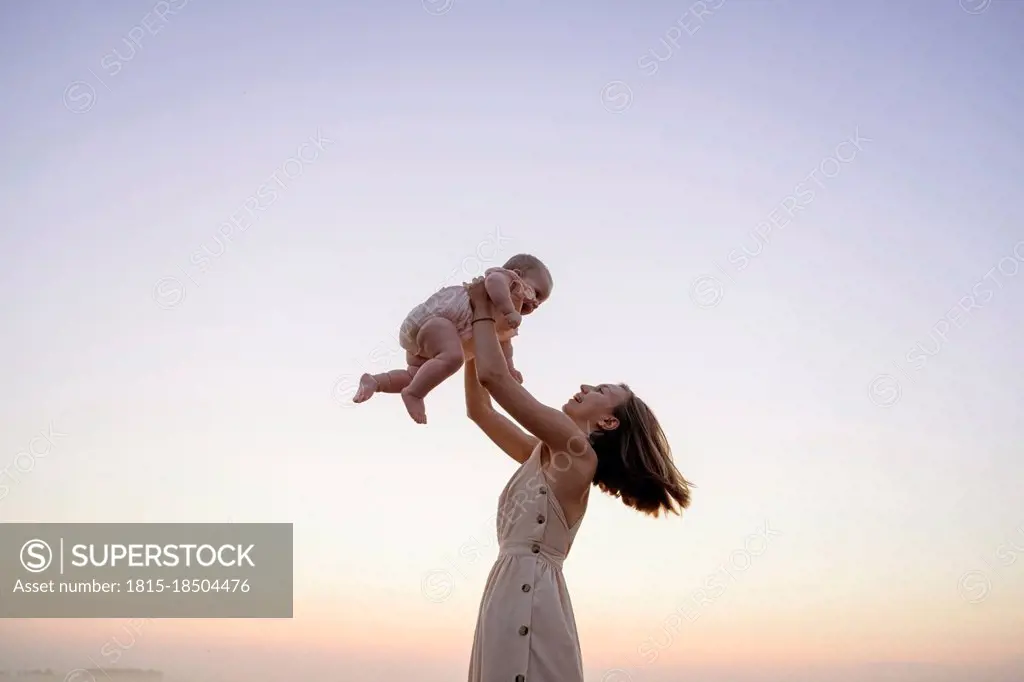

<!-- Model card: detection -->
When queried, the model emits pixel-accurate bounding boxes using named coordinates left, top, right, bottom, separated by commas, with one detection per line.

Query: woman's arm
left=465, top=280, right=597, bottom=494
left=465, top=358, right=537, bottom=464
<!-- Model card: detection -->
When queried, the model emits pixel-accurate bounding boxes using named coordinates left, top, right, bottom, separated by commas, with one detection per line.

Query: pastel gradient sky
left=2, top=0, right=1023, bottom=680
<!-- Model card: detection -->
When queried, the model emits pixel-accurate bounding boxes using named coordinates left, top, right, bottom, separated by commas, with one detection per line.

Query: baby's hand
left=504, top=311, right=522, bottom=329
left=510, top=368, right=523, bottom=384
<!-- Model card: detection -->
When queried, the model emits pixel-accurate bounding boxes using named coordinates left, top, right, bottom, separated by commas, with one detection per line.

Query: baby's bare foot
left=401, top=389, right=427, bottom=424
left=352, top=374, right=378, bottom=403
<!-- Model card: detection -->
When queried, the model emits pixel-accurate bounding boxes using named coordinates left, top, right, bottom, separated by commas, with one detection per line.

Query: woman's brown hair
left=589, top=386, right=692, bottom=517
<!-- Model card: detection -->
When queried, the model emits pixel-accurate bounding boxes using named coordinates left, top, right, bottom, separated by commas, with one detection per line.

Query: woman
left=462, top=277, right=692, bottom=682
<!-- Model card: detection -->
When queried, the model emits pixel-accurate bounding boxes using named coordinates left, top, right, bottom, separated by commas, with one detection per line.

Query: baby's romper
left=397, top=267, right=535, bottom=357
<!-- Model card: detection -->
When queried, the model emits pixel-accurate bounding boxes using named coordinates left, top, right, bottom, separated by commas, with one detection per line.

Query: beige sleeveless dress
left=468, top=443, right=586, bottom=682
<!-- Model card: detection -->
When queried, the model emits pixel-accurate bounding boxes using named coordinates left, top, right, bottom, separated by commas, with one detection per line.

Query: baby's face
left=520, top=270, right=552, bottom=315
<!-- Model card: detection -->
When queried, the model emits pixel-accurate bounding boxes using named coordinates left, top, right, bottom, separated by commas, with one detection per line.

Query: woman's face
left=563, top=383, right=630, bottom=430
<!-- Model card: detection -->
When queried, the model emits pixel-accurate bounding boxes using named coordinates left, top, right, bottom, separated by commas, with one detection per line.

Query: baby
left=352, top=253, right=553, bottom=424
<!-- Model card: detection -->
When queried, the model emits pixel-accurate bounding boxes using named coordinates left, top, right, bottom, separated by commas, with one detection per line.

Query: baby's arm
left=500, top=339, right=523, bottom=383
left=484, top=270, right=522, bottom=329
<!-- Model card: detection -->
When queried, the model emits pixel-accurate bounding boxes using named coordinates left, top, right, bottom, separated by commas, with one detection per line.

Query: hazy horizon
left=2, top=0, right=1023, bottom=680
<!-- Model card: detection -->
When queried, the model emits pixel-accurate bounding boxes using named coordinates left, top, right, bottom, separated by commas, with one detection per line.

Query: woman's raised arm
left=464, top=280, right=597, bottom=495
left=465, top=358, right=537, bottom=464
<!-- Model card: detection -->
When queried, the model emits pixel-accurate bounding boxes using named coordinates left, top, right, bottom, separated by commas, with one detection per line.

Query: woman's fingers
left=464, top=276, right=487, bottom=296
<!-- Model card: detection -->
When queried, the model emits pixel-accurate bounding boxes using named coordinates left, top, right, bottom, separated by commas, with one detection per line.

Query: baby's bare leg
left=401, top=317, right=464, bottom=424
left=352, top=354, right=424, bottom=403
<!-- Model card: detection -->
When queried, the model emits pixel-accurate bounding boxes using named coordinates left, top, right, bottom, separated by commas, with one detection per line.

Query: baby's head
left=502, top=253, right=552, bottom=314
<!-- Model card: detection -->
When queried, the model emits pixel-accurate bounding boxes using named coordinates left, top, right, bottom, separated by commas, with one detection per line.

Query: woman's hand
left=464, top=276, right=493, bottom=316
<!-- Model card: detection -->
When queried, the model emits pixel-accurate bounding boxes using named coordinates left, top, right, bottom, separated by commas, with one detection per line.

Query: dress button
left=538, top=486, right=547, bottom=494
left=519, top=625, right=529, bottom=635
left=515, top=676, right=525, bottom=682
left=531, top=543, right=540, bottom=553
left=536, top=514, right=545, bottom=523
left=521, top=584, right=531, bottom=592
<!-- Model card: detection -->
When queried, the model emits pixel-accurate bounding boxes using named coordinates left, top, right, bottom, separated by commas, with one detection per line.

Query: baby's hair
left=503, top=253, right=549, bottom=278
